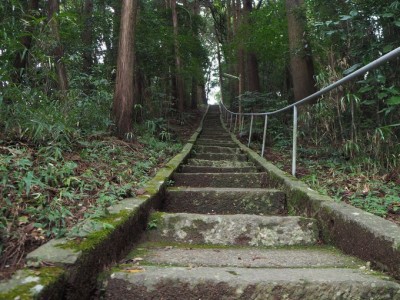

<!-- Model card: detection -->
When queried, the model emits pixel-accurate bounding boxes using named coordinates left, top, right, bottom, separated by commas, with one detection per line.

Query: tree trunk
left=12, top=0, right=39, bottom=84
left=216, top=40, right=224, bottom=104
left=48, top=0, right=69, bottom=93
left=106, top=0, right=122, bottom=72
left=81, top=0, right=94, bottom=76
left=112, top=0, right=138, bottom=139
left=191, top=78, right=198, bottom=109
left=244, top=0, right=260, bottom=92
left=236, top=0, right=245, bottom=100
left=171, top=0, right=185, bottom=114
left=285, top=0, right=316, bottom=102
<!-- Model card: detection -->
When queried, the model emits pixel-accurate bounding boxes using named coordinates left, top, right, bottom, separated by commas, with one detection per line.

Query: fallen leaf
left=136, top=188, right=146, bottom=195
left=124, top=266, right=145, bottom=273
left=126, top=269, right=145, bottom=273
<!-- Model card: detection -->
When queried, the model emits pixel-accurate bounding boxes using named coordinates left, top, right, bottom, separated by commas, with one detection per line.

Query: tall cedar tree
left=286, top=0, right=316, bottom=102
left=112, top=0, right=138, bottom=138
left=244, top=0, right=260, bottom=92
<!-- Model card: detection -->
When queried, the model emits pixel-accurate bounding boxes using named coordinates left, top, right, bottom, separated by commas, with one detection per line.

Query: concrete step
left=145, top=213, right=318, bottom=247
left=165, top=187, right=286, bottom=215
left=104, top=266, right=400, bottom=300
left=120, top=245, right=362, bottom=269
left=196, top=137, right=233, bottom=143
left=200, top=134, right=231, bottom=139
left=201, top=129, right=228, bottom=132
left=192, top=153, right=248, bottom=161
left=180, top=165, right=257, bottom=173
left=194, top=145, right=240, bottom=154
left=195, top=140, right=237, bottom=147
left=172, top=172, right=268, bottom=188
left=186, top=159, right=255, bottom=168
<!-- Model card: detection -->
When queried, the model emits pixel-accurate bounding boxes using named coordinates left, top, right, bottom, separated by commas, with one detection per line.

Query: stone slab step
left=122, top=245, right=362, bottom=269
left=202, top=129, right=227, bottom=132
left=172, top=172, right=267, bottom=188
left=186, top=159, right=254, bottom=168
left=199, top=134, right=231, bottom=139
left=165, top=187, right=286, bottom=215
left=195, top=140, right=236, bottom=147
left=196, top=138, right=233, bottom=144
left=145, top=213, right=318, bottom=247
left=195, top=145, right=240, bottom=154
left=192, top=153, right=248, bottom=161
left=180, top=165, right=257, bottom=173
left=104, top=267, right=400, bottom=300
left=201, top=127, right=226, bottom=131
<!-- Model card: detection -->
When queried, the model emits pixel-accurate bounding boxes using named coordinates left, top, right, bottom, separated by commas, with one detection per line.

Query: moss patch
left=59, top=209, right=134, bottom=252
left=0, top=267, right=63, bottom=300
left=147, top=212, right=165, bottom=230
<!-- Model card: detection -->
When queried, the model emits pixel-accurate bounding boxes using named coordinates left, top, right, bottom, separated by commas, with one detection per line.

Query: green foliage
left=0, top=125, right=182, bottom=241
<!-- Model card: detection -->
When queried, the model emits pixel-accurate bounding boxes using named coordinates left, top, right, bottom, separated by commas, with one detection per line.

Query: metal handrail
left=220, top=46, right=400, bottom=176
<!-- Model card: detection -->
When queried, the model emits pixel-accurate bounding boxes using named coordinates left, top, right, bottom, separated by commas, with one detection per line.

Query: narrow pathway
left=103, top=106, right=400, bottom=299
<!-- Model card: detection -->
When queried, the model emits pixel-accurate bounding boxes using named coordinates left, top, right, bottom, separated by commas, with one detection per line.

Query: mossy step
left=180, top=165, right=257, bottom=173
left=122, top=244, right=363, bottom=269
left=195, top=140, right=236, bottom=147
left=200, top=128, right=228, bottom=131
left=186, top=159, right=255, bottom=168
left=165, top=187, right=286, bottom=215
left=172, top=172, right=268, bottom=188
left=194, top=145, right=240, bottom=154
left=104, top=266, right=400, bottom=300
left=196, top=137, right=233, bottom=142
left=199, top=134, right=231, bottom=138
left=192, top=153, right=248, bottom=161
left=145, top=213, right=319, bottom=247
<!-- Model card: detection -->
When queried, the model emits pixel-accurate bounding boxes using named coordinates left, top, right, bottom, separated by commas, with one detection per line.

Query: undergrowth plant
left=0, top=123, right=183, bottom=270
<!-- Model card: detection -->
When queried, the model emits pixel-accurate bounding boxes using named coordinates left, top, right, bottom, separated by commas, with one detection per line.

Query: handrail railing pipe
left=248, top=115, right=254, bottom=147
left=292, top=105, right=298, bottom=177
left=261, top=114, right=268, bottom=157
left=234, top=114, right=238, bottom=132
left=219, top=46, right=400, bottom=176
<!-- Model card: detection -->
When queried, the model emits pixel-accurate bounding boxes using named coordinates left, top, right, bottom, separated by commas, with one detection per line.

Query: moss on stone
left=59, top=209, right=133, bottom=252
left=0, top=267, right=63, bottom=300
left=147, top=212, right=165, bottom=230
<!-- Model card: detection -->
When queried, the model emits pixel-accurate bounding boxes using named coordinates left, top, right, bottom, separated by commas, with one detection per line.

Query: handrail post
left=261, top=115, right=268, bottom=157
left=230, top=112, right=233, bottom=131
left=240, top=116, right=244, bottom=132
left=234, top=114, right=238, bottom=133
left=292, top=105, right=298, bottom=177
left=248, top=115, right=254, bottom=147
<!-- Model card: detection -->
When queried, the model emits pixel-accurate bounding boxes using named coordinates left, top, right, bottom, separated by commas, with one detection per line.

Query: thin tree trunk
left=112, top=0, right=138, bottom=139
left=82, top=0, right=94, bottom=76
left=285, top=0, right=316, bottom=102
left=12, top=0, right=39, bottom=84
left=48, top=0, right=69, bottom=93
left=107, top=0, right=122, bottom=70
left=191, top=78, right=198, bottom=109
left=236, top=0, right=245, bottom=102
left=216, top=40, right=224, bottom=104
left=171, top=0, right=185, bottom=114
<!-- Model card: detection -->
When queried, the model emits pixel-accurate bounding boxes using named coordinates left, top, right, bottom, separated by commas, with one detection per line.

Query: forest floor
left=0, top=109, right=204, bottom=280
left=265, top=144, right=400, bottom=225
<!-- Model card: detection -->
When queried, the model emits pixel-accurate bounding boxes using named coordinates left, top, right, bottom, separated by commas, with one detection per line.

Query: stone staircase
left=102, top=106, right=400, bottom=299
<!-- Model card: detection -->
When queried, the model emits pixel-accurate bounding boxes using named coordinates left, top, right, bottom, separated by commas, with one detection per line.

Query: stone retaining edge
left=0, top=106, right=209, bottom=300
left=221, top=113, right=400, bottom=280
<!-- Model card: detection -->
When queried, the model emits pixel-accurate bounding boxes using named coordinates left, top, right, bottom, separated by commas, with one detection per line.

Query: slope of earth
left=0, top=108, right=204, bottom=280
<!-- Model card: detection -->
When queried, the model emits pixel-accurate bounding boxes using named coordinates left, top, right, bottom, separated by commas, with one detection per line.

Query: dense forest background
left=0, top=0, right=399, bottom=277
